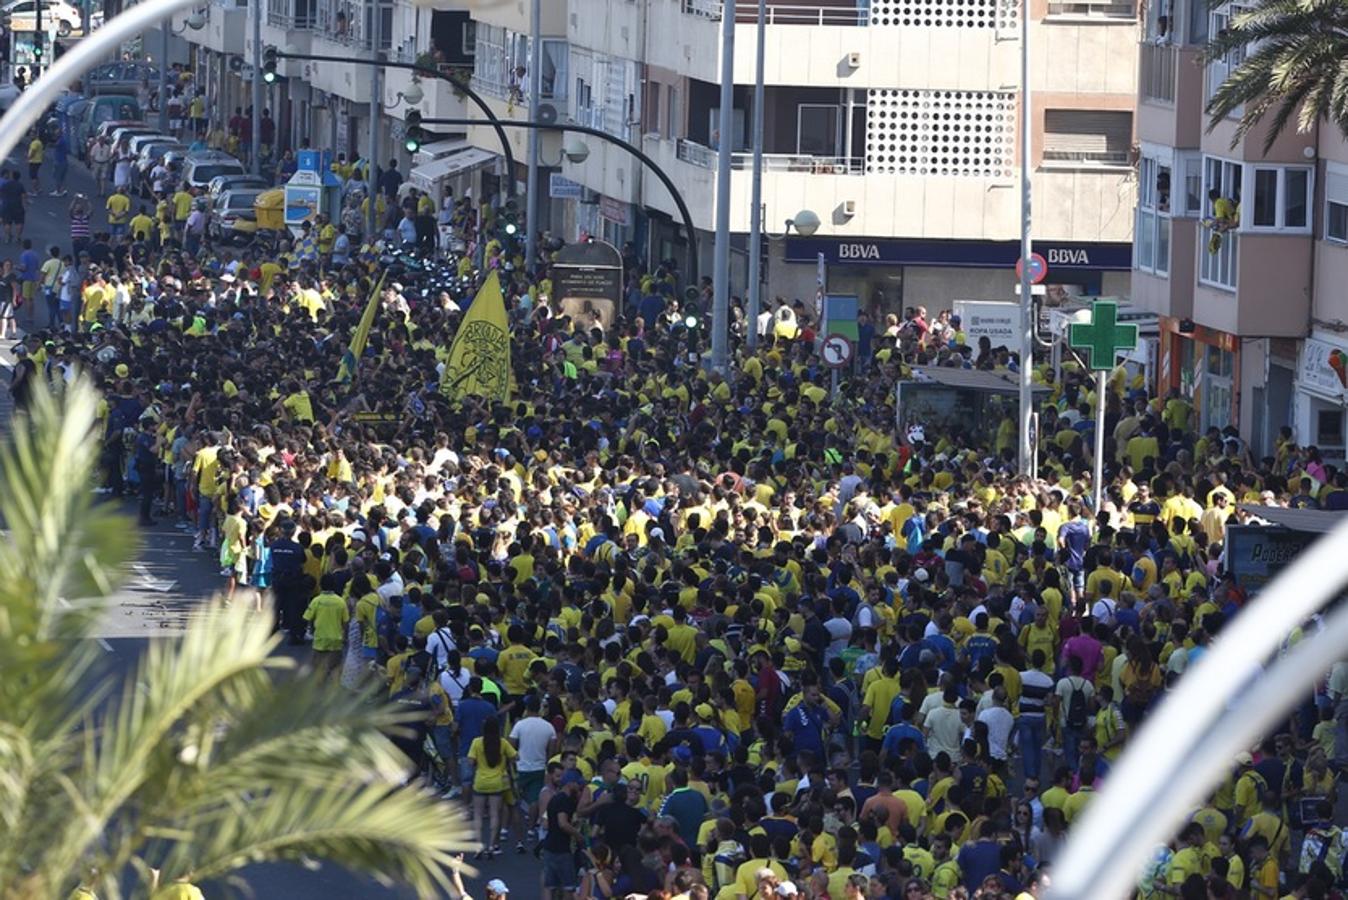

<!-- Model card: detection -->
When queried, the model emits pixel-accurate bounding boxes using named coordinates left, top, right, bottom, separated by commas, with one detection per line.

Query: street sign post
left=1017, top=251, right=1048, bottom=285
left=1067, top=299, right=1139, bottom=514
left=822, top=334, right=854, bottom=369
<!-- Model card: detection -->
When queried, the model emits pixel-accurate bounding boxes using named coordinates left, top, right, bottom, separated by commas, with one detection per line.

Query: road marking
left=58, top=596, right=113, bottom=652
left=129, top=563, right=178, bottom=593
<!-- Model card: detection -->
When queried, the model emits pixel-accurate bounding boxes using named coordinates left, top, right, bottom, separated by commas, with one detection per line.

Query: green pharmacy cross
left=1068, top=300, right=1138, bottom=371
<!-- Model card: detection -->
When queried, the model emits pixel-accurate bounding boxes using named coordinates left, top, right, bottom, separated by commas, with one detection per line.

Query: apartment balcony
left=174, top=1, right=245, bottom=55
left=1135, top=42, right=1204, bottom=149
left=645, top=0, right=1018, bottom=89
left=384, top=64, right=469, bottom=124
left=1132, top=216, right=1197, bottom=320
left=1190, top=229, right=1312, bottom=336
left=642, top=135, right=1020, bottom=238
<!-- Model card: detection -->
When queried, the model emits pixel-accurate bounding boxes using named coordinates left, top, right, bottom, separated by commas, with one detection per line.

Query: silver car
left=209, top=189, right=264, bottom=241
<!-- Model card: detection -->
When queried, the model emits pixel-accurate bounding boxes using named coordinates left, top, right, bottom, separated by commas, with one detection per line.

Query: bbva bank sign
left=788, top=238, right=1132, bottom=271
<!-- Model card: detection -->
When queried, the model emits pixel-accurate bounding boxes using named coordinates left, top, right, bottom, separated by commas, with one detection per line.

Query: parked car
left=208, top=189, right=264, bottom=241
left=2, top=0, right=85, bottom=36
left=207, top=174, right=269, bottom=203
left=183, top=151, right=245, bottom=190
left=135, top=140, right=188, bottom=194
left=124, top=132, right=174, bottom=158
left=74, top=97, right=142, bottom=156
left=84, top=61, right=159, bottom=95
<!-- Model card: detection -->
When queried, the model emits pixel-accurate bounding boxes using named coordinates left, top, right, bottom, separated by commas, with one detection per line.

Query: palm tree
left=0, top=380, right=472, bottom=899
left=1202, top=0, right=1348, bottom=151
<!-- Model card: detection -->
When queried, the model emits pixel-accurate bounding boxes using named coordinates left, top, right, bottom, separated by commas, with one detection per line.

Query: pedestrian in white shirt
left=977, top=687, right=1016, bottom=765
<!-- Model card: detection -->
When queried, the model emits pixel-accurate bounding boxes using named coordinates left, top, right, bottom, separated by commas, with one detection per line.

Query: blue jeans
left=1063, top=724, right=1085, bottom=773
left=196, top=493, right=214, bottom=536
left=1019, top=715, right=1047, bottom=781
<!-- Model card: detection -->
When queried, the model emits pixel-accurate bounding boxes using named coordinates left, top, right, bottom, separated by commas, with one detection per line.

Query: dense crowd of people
left=10, top=141, right=1348, bottom=900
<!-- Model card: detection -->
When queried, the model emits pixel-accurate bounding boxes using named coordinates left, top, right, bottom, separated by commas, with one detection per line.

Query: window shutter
left=1043, top=110, right=1132, bottom=164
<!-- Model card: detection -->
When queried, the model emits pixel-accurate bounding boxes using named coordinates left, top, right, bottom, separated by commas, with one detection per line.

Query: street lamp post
left=746, top=0, right=766, bottom=351
left=1017, top=0, right=1035, bottom=476
left=250, top=0, right=261, bottom=176
left=523, top=0, right=541, bottom=272
left=422, top=116, right=703, bottom=286
left=710, top=0, right=735, bottom=372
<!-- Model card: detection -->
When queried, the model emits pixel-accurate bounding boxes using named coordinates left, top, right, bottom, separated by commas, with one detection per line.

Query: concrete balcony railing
left=681, top=0, right=870, bottom=26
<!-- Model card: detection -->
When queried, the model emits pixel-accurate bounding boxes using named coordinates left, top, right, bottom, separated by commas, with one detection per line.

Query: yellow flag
left=440, top=270, right=511, bottom=403
left=337, top=270, right=387, bottom=384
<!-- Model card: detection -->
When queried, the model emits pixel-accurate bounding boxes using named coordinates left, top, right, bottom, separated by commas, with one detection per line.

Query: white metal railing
left=266, top=0, right=314, bottom=29
left=1046, top=0, right=1135, bottom=16
left=675, top=139, right=862, bottom=174
left=681, top=0, right=871, bottom=26
left=312, top=0, right=391, bottom=51
left=1043, top=147, right=1132, bottom=167
left=1139, top=41, right=1177, bottom=103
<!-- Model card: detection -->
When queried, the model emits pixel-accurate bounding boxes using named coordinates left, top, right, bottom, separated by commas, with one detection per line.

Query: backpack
left=1066, top=678, right=1089, bottom=729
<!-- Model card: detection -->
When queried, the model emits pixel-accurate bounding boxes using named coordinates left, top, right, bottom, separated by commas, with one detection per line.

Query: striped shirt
left=1019, top=668, right=1054, bottom=716
left=70, top=213, right=90, bottom=241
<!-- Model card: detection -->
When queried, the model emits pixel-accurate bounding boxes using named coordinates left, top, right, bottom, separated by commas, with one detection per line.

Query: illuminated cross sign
left=1068, top=300, right=1138, bottom=371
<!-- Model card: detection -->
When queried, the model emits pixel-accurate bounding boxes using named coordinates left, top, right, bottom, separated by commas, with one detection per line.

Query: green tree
left=1202, top=0, right=1348, bottom=151
left=0, top=381, right=472, bottom=899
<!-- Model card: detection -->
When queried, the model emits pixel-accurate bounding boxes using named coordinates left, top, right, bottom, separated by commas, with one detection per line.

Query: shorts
left=22, top=280, right=35, bottom=301
left=541, top=849, right=579, bottom=891
left=0, top=299, right=13, bottom=319
left=458, top=756, right=476, bottom=786
left=3, top=206, right=23, bottom=226
left=28, top=162, right=39, bottom=180
left=517, top=769, right=545, bottom=804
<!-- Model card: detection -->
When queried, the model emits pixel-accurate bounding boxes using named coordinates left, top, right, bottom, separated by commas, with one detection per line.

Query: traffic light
left=262, top=46, right=278, bottom=84
left=403, top=110, right=424, bottom=153
left=32, top=39, right=42, bottom=63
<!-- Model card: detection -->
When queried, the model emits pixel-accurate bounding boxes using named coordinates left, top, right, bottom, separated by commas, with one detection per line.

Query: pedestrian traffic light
left=403, top=110, right=424, bottom=153
left=262, top=46, right=278, bottom=84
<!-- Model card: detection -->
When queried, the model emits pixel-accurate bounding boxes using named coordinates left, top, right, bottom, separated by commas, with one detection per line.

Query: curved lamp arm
left=1048, top=514, right=1348, bottom=900
left=0, top=0, right=202, bottom=163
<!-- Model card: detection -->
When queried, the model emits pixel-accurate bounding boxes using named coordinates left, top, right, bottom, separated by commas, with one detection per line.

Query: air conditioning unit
left=537, top=102, right=559, bottom=125
left=841, top=199, right=857, bottom=217
left=846, top=51, right=861, bottom=68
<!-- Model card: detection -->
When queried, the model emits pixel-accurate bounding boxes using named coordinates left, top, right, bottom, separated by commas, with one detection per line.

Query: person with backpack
left=1054, top=655, right=1095, bottom=773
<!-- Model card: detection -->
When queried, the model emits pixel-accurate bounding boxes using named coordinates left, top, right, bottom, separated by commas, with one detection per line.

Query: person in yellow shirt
left=106, top=186, right=131, bottom=237
left=26, top=133, right=43, bottom=192
left=130, top=205, right=156, bottom=243
left=172, top=186, right=194, bottom=228
left=303, top=575, right=350, bottom=681
left=496, top=623, right=538, bottom=697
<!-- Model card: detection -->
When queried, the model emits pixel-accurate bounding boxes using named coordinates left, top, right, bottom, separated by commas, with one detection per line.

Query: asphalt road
left=0, top=148, right=540, bottom=898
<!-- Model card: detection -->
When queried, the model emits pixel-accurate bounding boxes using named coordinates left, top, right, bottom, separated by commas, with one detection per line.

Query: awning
left=413, top=138, right=470, bottom=166
left=906, top=366, right=1051, bottom=396
left=409, top=148, right=496, bottom=193
left=1237, top=504, right=1347, bottom=535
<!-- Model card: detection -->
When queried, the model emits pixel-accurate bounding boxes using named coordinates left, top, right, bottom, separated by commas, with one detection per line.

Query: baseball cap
left=913, top=567, right=930, bottom=583
left=560, top=769, right=586, bottom=787
left=1235, top=751, right=1253, bottom=766
left=115, top=363, right=129, bottom=378
left=776, top=885, right=800, bottom=897
left=485, top=879, right=509, bottom=894
left=350, top=529, right=367, bottom=543
left=695, top=703, right=714, bottom=720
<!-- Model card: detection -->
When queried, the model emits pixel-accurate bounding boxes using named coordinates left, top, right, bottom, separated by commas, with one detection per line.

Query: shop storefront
left=1157, top=316, right=1239, bottom=433
left=1293, top=333, right=1348, bottom=464
left=777, top=238, right=1132, bottom=320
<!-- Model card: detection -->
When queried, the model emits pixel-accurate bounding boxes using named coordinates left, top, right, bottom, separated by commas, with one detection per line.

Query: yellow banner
left=337, top=270, right=388, bottom=384
left=439, top=270, right=511, bottom=403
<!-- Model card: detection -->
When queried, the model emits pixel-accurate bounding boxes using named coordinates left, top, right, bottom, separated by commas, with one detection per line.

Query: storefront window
left=1316, top=408, right=1344, bottom=448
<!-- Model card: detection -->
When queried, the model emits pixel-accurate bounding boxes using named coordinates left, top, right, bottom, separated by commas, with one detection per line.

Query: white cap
left=486, top=879, right=509, bottom=894
left=776, top=884, right=799, bottom=897
left=350, top=529, right=367, bottom=543
left=913, top=567, right=930, bottom=583
left=650, top=527, right=665, bottom=541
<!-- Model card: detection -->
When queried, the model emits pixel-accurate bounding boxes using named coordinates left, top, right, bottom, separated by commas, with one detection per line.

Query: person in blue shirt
left=455, top=677, right=498, bottom=797
left=1057, top=501, right=1094, bottom=595
left=783, top=682, right=832, bottom=758
left=882, top=701, right=927, bottom=760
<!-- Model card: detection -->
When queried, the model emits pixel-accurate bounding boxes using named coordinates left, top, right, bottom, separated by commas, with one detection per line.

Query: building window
left=1042, top=110, right=1133, bottom=168
left=1318, top=408, right=1345, bottom=447
left=646, top=83, right=661, bottom=136
left=797, top=104, right=841, bottom=157
left=1246, top=165, right=1313, bottom=232
left=1046, top=0, right=1135, bottom=19
left=1206, top=6, right=1248, bottom=113
left=665, top=85, right=680, bottom=139
left=1178, top=151, right=1204, bottom=217
left=538, top=39, right=568, bottom=101
left=1136, top=154, right=1171, bottom=276
left=1327, top=165, right=1348, bottom=244
left=461, top=20, right=476, bottom=56
left=1200, top=155, right=1241, bottom=289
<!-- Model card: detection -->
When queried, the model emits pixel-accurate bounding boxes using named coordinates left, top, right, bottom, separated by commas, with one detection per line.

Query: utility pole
left=523, top=0, right=541, bottom=270
left=158, top=18, right=169, bottom=132
left=33, top=0, right=40, bottom=78
left=250, top=0, right=261, bottom=176
left=746, top=0, right=765, bottom=351
left=1017, top=0, right=1035, bottom=476
left=367, top=0, right=382, bottom=239
left=709, top=0, right=735, bottom=372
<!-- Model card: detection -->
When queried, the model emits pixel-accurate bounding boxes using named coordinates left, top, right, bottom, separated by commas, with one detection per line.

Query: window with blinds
left=1042, top=110, right=1132, bottom=167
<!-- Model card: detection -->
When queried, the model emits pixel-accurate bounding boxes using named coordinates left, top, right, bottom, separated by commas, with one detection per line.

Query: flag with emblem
left=440, top=270, right=512, bottom=403
left=337, top=270, right=387, bottom=384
